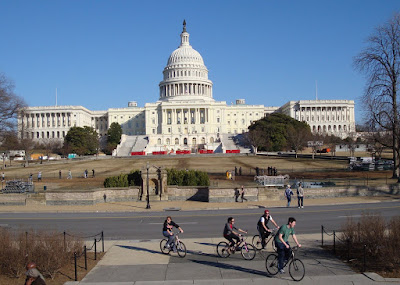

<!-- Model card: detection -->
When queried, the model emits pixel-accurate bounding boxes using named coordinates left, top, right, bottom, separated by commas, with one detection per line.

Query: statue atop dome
left=183, top=19, right=187, bottom=32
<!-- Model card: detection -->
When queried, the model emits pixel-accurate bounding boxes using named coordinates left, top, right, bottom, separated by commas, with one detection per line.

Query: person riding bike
left=163, top=216, right=183, bottom=252
left=223, top=217, right=247, bottom=249
left=257, top=209, right=279, bottom=249
left=275, top=217, right=302, bottom=274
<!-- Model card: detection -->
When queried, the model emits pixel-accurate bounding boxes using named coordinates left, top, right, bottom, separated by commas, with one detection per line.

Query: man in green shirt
left=274, top=217, right=302, bottom=273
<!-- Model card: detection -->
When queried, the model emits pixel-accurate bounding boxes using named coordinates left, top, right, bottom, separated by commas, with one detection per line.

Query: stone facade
left=18, top=21, right=356, bottom=151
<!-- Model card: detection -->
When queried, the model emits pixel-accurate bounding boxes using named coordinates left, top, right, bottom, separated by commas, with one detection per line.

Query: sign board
left=307, top=141, right=323, bottom=147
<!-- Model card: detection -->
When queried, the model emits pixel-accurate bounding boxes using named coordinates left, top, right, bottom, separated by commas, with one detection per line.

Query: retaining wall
left=0, top=184, right=398, bottom=206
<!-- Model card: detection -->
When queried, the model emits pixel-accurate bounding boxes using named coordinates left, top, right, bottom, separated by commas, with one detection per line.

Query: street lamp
left=146, top=162, right=150, bottom=209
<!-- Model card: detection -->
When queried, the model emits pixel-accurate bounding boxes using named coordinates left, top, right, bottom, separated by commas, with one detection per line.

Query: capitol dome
left=159, top=20, right=213, bottom=102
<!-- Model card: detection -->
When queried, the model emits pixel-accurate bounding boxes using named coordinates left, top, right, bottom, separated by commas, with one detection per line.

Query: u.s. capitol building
left=18, top=21, right=355, bottom=155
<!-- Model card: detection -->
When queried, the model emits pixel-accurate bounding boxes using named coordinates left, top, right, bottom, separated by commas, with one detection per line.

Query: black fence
left=322, top=225, right=372, bottom=273
left=65, top=231, right=104, bottom=281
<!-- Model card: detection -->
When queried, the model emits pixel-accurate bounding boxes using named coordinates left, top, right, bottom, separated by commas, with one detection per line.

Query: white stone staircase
left=220, top=134, right=252, bottom=154
left=114, top=135, right=148, bottom=156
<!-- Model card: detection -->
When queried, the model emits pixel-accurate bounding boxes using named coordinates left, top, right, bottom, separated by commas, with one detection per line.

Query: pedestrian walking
left=234, top=188, right=240, bottom=202
left=240, top=185, right=248, bottom=202
left=67, top=170, right=72, bottom=179
left=1, top=172, right=4, bottom=181
left=285, top=185, right=294, bottom=207
left=84, top=169, right=88, bottom=178
left=29, top=173, right=33, bottom=183
left=92, top=169, right=95, bottom=178
left=59, top=170, right=62, bottom=179
left=297, top=183, right=304, bottom=208
left=37, top=171, right=42, bottom=182
left=239, top=167, right=242, bottom=176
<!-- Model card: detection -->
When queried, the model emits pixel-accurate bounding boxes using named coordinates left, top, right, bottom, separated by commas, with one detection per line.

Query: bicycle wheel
left=160, top=239, right=170, bottom=254
left=177, top=241, right=187, bottom=258
left=241, top=244, right=256, bottom=260
left=289, top=258, right=305, bottom=281
left=217, top=241, right=230, bottom=258
left=265, top=253, right=279, bottom=275
left=252, top=235, right=262, bottom=250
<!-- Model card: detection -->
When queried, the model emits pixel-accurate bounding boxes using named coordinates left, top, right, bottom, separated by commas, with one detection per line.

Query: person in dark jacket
left=223, top=217, right=247, bottom=248
left=162, top=216, right=183, bottom=252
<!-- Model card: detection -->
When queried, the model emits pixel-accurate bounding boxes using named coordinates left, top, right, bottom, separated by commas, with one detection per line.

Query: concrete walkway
left=64, top=233, right=400, bottom=285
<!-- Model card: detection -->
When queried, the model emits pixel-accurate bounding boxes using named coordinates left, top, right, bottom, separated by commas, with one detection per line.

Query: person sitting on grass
left=25, top=262, right=46, bottom=285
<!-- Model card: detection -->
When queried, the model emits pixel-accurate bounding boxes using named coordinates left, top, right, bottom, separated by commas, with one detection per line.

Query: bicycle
left=217, top=234, right=256, bottom=260
left=252, top=228, right=278, bottom=251
left=265, top=245, right=305, bottom=281
left=160, top=231, right=186, bottom=258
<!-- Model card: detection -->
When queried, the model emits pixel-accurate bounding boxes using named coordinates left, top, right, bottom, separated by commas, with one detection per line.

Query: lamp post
left=146, top=162, right=151, bottom=209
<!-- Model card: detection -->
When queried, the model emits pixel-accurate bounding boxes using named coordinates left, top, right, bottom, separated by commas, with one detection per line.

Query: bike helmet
left=264, top=209, right=270, bottom=214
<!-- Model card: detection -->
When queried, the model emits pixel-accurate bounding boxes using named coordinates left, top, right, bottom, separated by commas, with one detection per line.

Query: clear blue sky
left=1, top=0, right=399, bottom=124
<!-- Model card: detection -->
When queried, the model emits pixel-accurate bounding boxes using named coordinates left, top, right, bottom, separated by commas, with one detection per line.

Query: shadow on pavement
left=116, top=244, right=164, bottom=255
left=189, top=259, right=270, bottom=278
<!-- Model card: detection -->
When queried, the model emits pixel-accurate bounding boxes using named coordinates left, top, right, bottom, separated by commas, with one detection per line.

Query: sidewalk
left=0, top=195, right=397, bottom=213
left=64, top=233, right=400, bottom=285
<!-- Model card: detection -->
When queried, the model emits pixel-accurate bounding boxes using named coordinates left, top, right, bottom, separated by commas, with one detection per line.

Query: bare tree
left=0, top=73, right=25, bottom=135
left=354, top=13, right=400, bottom=181
left=286, top=125, right=310, bottom=158
left=244, top=129, right=268, bottom=154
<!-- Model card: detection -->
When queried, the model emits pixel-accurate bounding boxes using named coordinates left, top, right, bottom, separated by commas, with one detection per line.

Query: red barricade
left=226, top=150, right=240, bottom=154
left=131, top=151, right=145, bottom=156
left=176, top=150, right=191, bottom=155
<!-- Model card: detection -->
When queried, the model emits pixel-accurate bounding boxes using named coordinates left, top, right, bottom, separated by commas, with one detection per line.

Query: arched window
left=175, top=138, right=179, bottom=145
left=192, top=137, right=197, bottom=145
left=201, top=137, right=205, bottom=144
left=328, top=125, right=332, bottom=131
left=210, top=137, right=214, bottom=143
left=166, top=138, right=170, bottom=145
left=157, top=138, right=161, bottom=145
left=183, top=138, right=188, bottom=145
left=323, top=125, right=327, bottom=132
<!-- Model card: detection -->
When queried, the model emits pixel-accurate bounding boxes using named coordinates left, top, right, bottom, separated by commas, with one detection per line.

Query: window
left=157, top=138, right=161, bottom=144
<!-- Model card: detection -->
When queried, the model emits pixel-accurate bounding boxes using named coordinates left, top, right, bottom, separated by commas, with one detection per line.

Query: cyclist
left=275, top=217, right=301, bottom=274
left=163, top=216, right=183, bottom=252
left=257, top=209, right=279, bottom=249
left=223, top=217, right=247, bottom=249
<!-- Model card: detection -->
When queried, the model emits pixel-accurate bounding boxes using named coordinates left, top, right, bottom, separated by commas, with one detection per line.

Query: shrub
left=104, top=170, right=142, bottom=188
left=339, top=212, right=400, bottom=273
left=166, top=168, right=209, bottom=186
left=0, top=229, right=83, bottom=279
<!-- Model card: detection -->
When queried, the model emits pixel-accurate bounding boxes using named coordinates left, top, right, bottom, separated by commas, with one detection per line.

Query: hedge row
left=166, top=168, right=209, bottom=186
left=103, top=169, right=209, bottom=188
left=103, top=170, right=142, bottom=188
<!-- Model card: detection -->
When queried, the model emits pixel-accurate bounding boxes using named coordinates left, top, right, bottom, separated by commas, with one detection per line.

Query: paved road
left=0, top=201, right=399, bottom=240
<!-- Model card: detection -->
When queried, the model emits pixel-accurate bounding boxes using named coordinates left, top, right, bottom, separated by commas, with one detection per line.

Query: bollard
left=84, top=246, right=87, bottom=270
left=74, top=252, right=77, bottom=281
left=333, top=231, right=336, bottom=254
left=347, top=239, right=350, bottom=261
left=102, top=231, right=104, bottom=252
left=363, top=244, right=366, bottom=272
left=94, top=238, right=97, bottom=260
left=321, top=225, right=324, bottom=247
